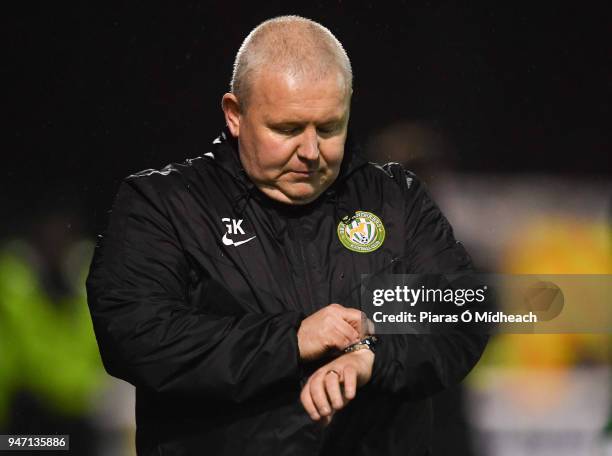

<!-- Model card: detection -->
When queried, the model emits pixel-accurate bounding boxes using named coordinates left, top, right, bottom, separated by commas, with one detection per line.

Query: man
left=86, top=16, right=487, bottom=455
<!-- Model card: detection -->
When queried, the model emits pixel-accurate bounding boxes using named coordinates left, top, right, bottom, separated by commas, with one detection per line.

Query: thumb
left=357, top=311, right=373, bottom=338
left=365, top=316, right=375, bottom=336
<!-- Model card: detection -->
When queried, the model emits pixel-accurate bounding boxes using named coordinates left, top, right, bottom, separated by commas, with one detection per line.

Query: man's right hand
left=297, top=303, right=368, bottom=362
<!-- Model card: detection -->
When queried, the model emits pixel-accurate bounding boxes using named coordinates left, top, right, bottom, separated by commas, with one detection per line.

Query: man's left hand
left=300, top=349, right=374, bottom=423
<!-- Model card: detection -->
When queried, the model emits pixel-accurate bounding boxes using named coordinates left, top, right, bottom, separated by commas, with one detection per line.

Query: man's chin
left=286, top=181, right=333, bottom=203
left=282, top=190, right=320, bottom=205
left=263, top=183, right=325, bottom=205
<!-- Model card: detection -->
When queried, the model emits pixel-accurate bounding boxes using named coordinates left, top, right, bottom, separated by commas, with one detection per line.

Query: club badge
left=337, top=211, right=385, bottom=253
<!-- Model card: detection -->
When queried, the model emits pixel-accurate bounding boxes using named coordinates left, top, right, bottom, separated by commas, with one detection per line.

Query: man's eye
left=317, top=125, right=340, bottom=135
left=275, top=126, right=300, bottom=135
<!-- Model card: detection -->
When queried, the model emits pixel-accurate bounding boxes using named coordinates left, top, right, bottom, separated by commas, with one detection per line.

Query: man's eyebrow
left=266, top=114, right=347, bottom=128
left=318, top=118, right=344, bottom=126
left=268, top=121, right=305, bottom=127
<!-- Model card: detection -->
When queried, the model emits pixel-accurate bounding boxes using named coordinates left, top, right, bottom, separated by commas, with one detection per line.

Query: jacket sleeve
left=86, top=176, right=304, bottom=403
left=369, top=171, right=488, bottom=399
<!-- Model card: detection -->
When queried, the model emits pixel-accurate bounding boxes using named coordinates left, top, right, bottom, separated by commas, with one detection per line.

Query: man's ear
left=221, top=93, right=241, bottom=137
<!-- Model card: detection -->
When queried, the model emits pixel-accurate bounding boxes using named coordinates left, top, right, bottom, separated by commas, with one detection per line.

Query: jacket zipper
left=289, top=217, right=316, bottom=315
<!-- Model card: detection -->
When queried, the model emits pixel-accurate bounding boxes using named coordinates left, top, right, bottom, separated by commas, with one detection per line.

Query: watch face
left=344, top=336, right=378, bottom=353
left=364, top=336, right=378, bottom=352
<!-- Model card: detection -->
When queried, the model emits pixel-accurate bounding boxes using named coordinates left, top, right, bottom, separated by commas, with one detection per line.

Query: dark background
left=4, top=2, right=611, bottom=238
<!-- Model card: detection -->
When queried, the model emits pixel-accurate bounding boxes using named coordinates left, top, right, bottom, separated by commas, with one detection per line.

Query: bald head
left=231, top=16, right=352, bottom=110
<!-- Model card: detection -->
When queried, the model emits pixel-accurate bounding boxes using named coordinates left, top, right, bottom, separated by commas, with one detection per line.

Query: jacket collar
left=209, top=126, right=369, bottom=196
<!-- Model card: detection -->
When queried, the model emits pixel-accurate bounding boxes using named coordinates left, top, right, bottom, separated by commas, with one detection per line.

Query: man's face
left=225, top=70, right=350, bottom=205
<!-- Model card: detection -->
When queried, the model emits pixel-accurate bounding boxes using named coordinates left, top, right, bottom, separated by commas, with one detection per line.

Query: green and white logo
left=337, top=211, right=386, bottom=253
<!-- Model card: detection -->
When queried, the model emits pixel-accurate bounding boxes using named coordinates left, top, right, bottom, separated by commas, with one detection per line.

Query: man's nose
left=296, top=127, right=320, bottom=161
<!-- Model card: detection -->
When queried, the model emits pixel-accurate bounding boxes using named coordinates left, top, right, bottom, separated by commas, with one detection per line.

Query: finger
left=324, top=371, right=345, bottom=411
left=342, top=365, right=357, bottom=400
left=310, top=373, right=333, bottom=417
left=341, top=308, right=368, bottom=336
left=332, top=320, right=360, bottom=348
left=321, top=414, right=333, bottom=427
left=300, top=382, right=320, bottom=421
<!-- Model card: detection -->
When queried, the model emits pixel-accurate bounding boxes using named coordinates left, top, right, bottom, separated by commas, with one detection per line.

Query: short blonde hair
left=231, top=15, right=352, bottom=109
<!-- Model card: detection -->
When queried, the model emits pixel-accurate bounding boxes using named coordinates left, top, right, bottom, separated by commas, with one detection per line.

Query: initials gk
left=222, top=218, right=245, bottom=235
left=221, top=218, right=256, bottom=247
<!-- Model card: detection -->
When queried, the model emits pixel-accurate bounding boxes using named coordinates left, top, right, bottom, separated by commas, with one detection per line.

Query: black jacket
left=86, top=130, right=487, bottom=456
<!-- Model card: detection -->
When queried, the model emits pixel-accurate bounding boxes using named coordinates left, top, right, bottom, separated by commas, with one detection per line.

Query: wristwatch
left=344, top=335, right=379, bottom=354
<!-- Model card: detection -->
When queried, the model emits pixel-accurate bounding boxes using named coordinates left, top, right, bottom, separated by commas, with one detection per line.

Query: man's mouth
left=289, top=170, right=317, bottom=176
